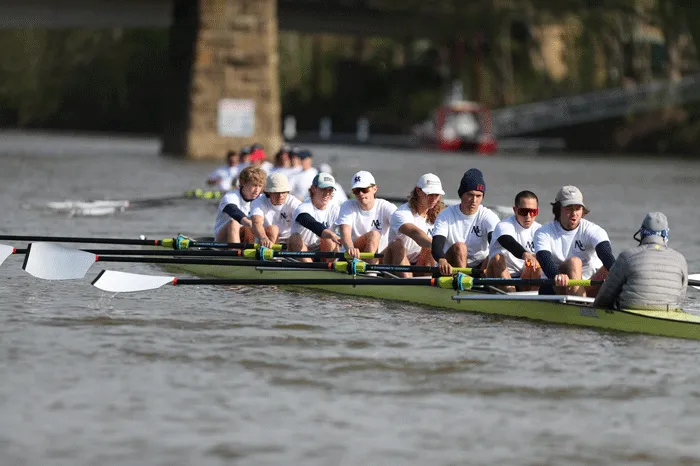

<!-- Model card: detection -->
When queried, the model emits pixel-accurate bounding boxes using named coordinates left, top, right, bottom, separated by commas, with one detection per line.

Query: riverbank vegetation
left=0, top=0, right=698, bottom=153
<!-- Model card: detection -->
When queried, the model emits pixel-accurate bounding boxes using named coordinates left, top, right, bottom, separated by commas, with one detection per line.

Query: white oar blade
left=92, top=270, right=175, bottom=293
left=689, top=274, right=700, bottom=291
left=23, top=242, right=96, bottom=280
left=0, top=244, right=16, bottom=266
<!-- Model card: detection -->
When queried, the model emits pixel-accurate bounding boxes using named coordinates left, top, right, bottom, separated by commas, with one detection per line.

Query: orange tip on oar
left=0, top=244, right=16, bottom=266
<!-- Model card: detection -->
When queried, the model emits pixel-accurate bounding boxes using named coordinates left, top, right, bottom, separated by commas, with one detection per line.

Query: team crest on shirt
left=371, top=219, right=382, bottom=230
left=574, top=240, right=586, bottom=251
left=472, top=225, right=482, bottom=237
left=526, top=240, right=534, bottom=251
left=280, top=212, right=288, bottom=220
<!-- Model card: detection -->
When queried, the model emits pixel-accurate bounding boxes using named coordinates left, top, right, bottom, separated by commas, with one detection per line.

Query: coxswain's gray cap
left=641, top=212, right=668, bottom=232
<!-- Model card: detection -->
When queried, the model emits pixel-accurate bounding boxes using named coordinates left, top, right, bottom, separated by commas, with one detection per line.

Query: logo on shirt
left=280, top=212, right=288, bottom=220
left=574, top=240, right=586, bottom=251
left=472, top=225, right=483, bottom=237
left=371, top=219, right=383, bottom=231
left=526, top=240, right=534, bottom=251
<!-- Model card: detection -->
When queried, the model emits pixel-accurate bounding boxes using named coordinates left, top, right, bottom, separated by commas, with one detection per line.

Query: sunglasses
left=352, top=186, right=372, bottom=195
left=516, top=207, right=539, bottom=217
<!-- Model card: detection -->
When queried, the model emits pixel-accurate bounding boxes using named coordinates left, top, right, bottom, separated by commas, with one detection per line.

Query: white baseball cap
left=351, top=170, right=376, bottom=189
left=265, top=172, right=291, bottom=193
left=416, top=173, right=445, bottom=195
left=554, top=185, right=585, bottom=207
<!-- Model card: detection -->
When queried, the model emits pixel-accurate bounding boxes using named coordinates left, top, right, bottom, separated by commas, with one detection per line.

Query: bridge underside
left=0, top=0, right=484, bottom=39
left=1, top=0, right=488, bottom=158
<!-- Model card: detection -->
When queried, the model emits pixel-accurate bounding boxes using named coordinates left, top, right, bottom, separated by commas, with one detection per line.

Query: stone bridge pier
left=163, top=0, right=281, bottom=159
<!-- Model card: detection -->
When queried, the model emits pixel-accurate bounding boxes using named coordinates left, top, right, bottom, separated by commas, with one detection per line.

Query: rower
left=534, top=185, right=615, bottom=297
left=250, top=172, right=302, bottom=248
left=206, top=150, right=240, bottom=191
left=288, top=172, right=342, bottom=261
left=432, top=168, right=500, bottom=276
left=594, top=212, right=687, bottom=310
left=317, top=163, right=348, bottom=207
left=248, top=145, right=273, bottom=174
left=384, top=173, right=446, bottom=277
left=289, top=150, right=318, bottom=201
left=486, top=190, right=542, bottom=291
left=270, top=145, right=298, bottom=178
left=337, top=170, right=397, bottom=264
left=213, top=166, right=266, bottom=243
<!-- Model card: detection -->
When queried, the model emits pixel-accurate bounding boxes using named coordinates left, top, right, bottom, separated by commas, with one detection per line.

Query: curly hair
left=237, top=166, right=266, bottom=187
left=409, top=188, right=446, bottom=224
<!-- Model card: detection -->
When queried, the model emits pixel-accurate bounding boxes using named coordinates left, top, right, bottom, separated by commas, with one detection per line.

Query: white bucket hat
left=416, top=173, right=445, bottom=195
left=265, top=172, right=291, bottom=193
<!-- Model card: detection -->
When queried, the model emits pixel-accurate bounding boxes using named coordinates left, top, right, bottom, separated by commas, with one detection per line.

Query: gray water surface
left=1, top=133, right=700, bottom=466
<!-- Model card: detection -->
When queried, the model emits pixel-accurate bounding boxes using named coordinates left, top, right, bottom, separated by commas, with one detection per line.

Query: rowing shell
left=157, top=258, right=700, bottom=341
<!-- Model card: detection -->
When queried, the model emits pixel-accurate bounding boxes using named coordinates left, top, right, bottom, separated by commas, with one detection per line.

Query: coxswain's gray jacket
left=594, top=236, right=688, bottom=310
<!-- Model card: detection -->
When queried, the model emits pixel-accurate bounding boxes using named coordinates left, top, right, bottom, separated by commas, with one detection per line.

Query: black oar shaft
left=0, top=235, right=159, bottom=245
left=0, top=235, right=273, bottom=250
left=690, top=279, right=700, bottom=287
left=94, top=256, right=333, bottom=268
left=274, top=251, right=382, bottom=259
left=366, top=264, right=483, bottom=276
left=172, top=277, right=433, bottom=286
left=12, top=248, right=253, bottom=257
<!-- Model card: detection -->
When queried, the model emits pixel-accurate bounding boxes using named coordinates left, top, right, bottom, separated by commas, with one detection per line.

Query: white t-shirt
left=389, top=203, right=433, bottom=262
left=533, top=218, right=609, bottom=279
left=213, top=189, right=253, bottom=237
left=336, top=198, right=397, bottom=252
left=259, top=161, right=273, bottom=174
left=290, top=168, right=319, bottom=201
left=432, top=204, right=500, bottom=267
left=208, top=165, right=239, bottom=191
left=489, top=215, right=542, bottom=276
left=291, top=200, right=340, bottom=249
left=250, top=194, right=302, bottom=241
left=270, top=166, right=300, bottom=179
left=333, top=183, right=348, bottom=207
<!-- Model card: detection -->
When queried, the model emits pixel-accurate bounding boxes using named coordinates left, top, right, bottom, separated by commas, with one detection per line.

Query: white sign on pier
left=217, top=99, right=255, bottom=137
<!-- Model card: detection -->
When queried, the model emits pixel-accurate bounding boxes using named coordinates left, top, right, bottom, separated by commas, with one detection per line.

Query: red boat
left=415, top=100, right=498, bottom=154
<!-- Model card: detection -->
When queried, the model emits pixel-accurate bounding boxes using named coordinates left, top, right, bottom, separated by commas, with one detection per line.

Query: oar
left=21, top=243, right=380, bottom=280
left=0, top=234, right=284, bottom=250
left=91, top=270, right=597, bottom=293
left=688, top=274, right=700, bottom=291
left=47, top=190, right=223, bottom=212
left=0, top=244, right=305, bottom=267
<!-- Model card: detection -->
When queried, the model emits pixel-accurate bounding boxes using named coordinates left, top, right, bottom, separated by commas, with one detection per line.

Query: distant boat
left=414, top=100, right=498, bottom=154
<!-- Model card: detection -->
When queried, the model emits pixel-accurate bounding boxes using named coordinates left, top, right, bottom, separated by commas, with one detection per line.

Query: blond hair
left=409, top=188, right=445, bottom=224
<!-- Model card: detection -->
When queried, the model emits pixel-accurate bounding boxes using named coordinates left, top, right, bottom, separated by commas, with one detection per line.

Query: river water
left=1, top=132, right=700, bottom=466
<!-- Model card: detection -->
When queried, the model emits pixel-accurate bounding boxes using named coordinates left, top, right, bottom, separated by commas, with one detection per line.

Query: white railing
left=492, top=74, right=700, bottom=137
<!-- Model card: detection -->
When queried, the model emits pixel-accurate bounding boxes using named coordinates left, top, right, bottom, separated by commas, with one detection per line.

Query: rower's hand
left=347, top=247, right=361, bottom=259
left=554, top=273, right=569, bottom=287
left=259, top=237, right=274, bottom=249
left=522, top=252, right=539, bottom=270
left=437, top=258, right=452, bottom=276
left=321, top=230, right=342, bottom=246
